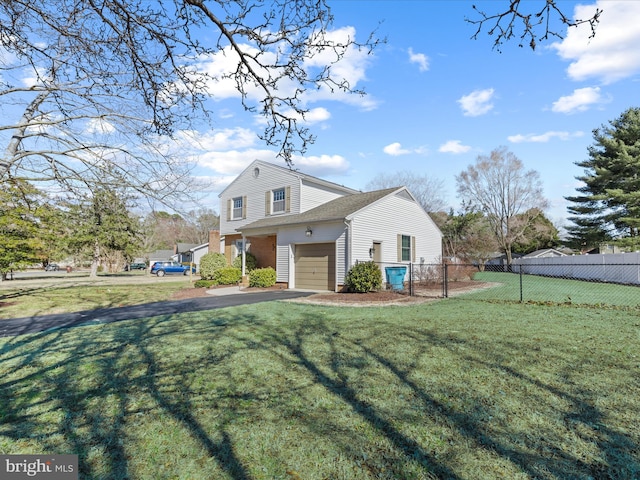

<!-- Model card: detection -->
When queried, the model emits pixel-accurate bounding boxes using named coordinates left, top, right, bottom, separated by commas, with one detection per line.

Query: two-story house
left=218, top=160, right=442, bottom=291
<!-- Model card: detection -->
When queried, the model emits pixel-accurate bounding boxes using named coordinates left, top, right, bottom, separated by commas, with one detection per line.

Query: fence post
left=409, top=262, right=413, bottom=296
left=443, top=263, right=448, bottom=298
left=519, top=268, right=523, bottom=303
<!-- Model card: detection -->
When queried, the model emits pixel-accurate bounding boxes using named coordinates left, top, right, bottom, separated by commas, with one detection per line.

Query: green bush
left=249, top=267, right=277, bottom=288
left=199, top=252, right=227, bottom=280
left=213, top=267, right=242, bottom=285
left=194, top=279, right=217, bottom=288
left=232, top=252, right=258, bottom=272
left=344, top=261, right=382, bottom=293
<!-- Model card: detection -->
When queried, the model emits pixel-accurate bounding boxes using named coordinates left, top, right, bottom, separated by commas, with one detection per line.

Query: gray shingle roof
left=240, top=187, right=401, bottom=231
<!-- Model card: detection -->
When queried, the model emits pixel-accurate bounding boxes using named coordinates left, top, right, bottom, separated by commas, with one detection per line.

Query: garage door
left=295, top=243, right=335, bottom=290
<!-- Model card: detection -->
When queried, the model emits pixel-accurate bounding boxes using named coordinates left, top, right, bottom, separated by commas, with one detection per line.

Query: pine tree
left=565, top=107, right=640, bottom=248
left=0, top=179, right=44, bottom=279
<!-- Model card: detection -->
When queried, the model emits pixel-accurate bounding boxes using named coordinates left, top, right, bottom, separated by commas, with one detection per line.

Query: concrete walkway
left=205, top=286, right=246, bottom=296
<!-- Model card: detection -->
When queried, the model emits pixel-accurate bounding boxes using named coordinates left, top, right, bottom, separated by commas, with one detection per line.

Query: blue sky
left=186, top=0, right=640, bottom=229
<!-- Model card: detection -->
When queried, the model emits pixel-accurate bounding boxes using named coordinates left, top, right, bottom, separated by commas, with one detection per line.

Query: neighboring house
left=484, top=252, right=524, bottom=271
left=189, top=243, right=209, bottom=271
left=523, top=248, right=567, bottom=259
left=175, top=243, right=199, bottom=264
left=148, top=249, right=175, bottom=265
left=217, top=160, right=442, bottom=291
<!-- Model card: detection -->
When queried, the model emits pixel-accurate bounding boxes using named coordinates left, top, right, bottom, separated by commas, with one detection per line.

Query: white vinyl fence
left=512, top=253, right=640, bottom=285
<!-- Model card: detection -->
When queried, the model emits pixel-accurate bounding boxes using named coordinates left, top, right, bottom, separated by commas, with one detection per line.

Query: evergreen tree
left=0, top=179, right=44, bottom=280
left=66, top=188, right=142, bottom=276
left=566, top=107, right=640, bottom=248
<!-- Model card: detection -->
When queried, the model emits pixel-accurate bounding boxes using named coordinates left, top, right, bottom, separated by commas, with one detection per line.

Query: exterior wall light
left=305, top=227, right=313, bottom=237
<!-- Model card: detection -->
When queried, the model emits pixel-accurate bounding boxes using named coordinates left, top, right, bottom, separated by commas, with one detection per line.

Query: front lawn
left=1, top=299, right=638, bottom=479
left=0, top=280, right=195, bottom=319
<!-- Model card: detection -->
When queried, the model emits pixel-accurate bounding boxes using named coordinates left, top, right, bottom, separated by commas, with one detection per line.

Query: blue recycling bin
left=385, top=266, right=407, bottom=291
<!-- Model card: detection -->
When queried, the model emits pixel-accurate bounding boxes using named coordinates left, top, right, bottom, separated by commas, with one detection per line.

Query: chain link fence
left=378, top=261, right=640, bottom=308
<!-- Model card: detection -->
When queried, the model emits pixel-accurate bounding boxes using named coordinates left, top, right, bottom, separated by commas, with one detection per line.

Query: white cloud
left=292, top=154, right=350, bottom=175
left=196, top=27, right=378, bottom=111
left=179, top=127, right=257, bottom=151
left=551, top=87, right=605, bottom=114
left=278, top=107, right=331, bottom=125
left=439, top=140, right=471, bottom=154
left=383, top=142, right=411, bottom=156
left=552, top=1, right=640, bottom=84
left=85, top=118, right=116, bottom=134
left=408, top=47, right=429, bottom=72
left=508, top=131, right=584, bottom=143
left=196, top=148, right=277, bottom=175
left=457, top=88, right=495, bottom=116
left=174, top=125, right=350, bottom=181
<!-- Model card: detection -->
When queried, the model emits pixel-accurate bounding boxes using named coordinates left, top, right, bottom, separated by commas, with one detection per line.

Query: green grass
left=462, top=271, right=640, bottom=307
left=0, top=280, right=194, bottom=319
left=1, top=298, right=639, bottom=479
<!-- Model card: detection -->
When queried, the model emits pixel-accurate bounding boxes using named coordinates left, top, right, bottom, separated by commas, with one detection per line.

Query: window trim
left=265, top=186, right=290, bottom=216
left=397, top=234, right=416, bottom=262
left=272, top=188, right=286, bottom=213
left=228, top=196, right=246, bottom=221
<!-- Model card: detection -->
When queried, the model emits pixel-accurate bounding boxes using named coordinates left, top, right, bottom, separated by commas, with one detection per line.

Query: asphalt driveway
left=0, top=290, right=312, bottom=337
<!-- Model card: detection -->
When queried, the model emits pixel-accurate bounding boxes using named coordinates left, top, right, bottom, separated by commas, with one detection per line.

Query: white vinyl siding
left=220, top=164, right=301, bottom=234
left=220, top=160, right=354, bottom=235
left=300, top=180, right=353, bottom=212
left=349, top=191, right=442, bottom=269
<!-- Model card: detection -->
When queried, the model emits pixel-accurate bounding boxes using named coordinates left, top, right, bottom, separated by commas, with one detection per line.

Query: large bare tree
left=456, top=147, right=548, bottom=265
left=366, top=171, right=447, bottom=213
left=0, top=0, right=379, bottom=199
left=0, top=1, right=600, bottom=203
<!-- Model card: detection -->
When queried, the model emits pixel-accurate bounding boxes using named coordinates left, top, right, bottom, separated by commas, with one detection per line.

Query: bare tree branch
left=467, top=0, right=602, bottom=51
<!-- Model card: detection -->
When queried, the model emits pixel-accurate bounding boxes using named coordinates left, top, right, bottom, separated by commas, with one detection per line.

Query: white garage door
left=295, top=243, right=335, bottom=291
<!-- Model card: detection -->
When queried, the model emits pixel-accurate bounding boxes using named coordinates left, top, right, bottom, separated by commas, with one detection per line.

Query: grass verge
left=0, top=280, right=195, bottom=319
left=1, top=298, right=638, bottom=479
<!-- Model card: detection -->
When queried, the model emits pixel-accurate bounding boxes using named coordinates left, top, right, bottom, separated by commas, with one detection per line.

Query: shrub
left=194, top=279, right=216, bottom=288
left=232, top=252, right=258, bottom=272
left=213, top=267, right=242, bottom=285
left=345, top=261, right=382, bottom=293
left=199, top=252, right=227, bottom=280
left=249, top=267, right=277, bottom=288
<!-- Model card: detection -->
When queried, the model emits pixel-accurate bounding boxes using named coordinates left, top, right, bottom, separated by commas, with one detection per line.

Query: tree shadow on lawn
left=0, top=314, right=250, bottom=479
left=0, top=304, right=638, bottom=479
left=260, top=312, right=639, bottom=479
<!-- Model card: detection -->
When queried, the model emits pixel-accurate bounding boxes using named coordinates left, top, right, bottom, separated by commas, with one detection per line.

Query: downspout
left=344, top=219, right=352, bottom=278
left=241, top=234, right=246, bottom=277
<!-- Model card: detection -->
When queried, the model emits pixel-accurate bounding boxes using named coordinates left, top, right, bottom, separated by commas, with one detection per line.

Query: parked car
left=125, top=262, right=147, bottom=271
left=45, top=263, right=59, bottom=271
left=150, top=261, right=196, bottom=277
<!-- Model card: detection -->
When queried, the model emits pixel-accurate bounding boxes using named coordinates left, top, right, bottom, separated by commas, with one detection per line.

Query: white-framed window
left=272, top=188, right=286, bottom=213
left=232, top=197, right=243, bottom=220
left=397, top=234, right=415, bottom=262
left=265, top=186, right=290, bottom=215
